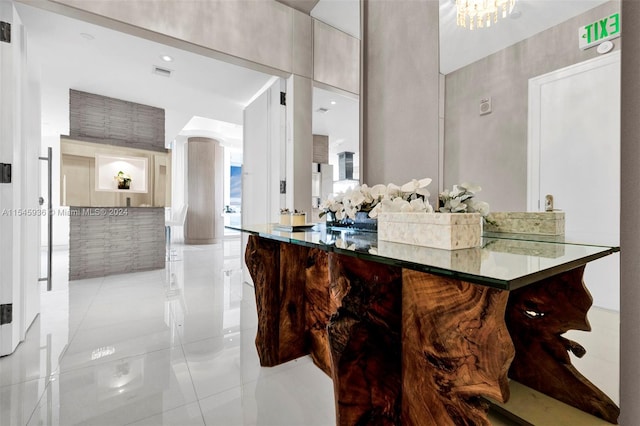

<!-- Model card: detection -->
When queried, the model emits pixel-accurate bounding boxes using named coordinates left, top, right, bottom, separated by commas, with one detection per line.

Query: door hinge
left=0, top=163, right=11, bottom=183
left=0, top=21, right=11, bottom=44
left=280, top=180, right=286, bottom=194
left=280, top=92, right=286, bottom=106
left=0, top=304, right=12, bottom=325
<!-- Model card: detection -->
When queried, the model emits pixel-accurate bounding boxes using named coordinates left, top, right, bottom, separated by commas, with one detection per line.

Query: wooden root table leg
left=245, top=235, right=308, bottom=366
left=506, top=266, right=620, bottom=424
left=327, top=253, right=402, bottom=425
left=305, top=248, right=334, bottom=376
left=402, top=270, right=515, bottom=426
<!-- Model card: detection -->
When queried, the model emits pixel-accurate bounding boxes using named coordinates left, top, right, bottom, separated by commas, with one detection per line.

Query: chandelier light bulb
left=456, top=0, right=516, bottom=30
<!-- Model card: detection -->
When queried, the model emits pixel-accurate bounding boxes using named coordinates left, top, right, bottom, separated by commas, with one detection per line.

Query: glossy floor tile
left=1, top=238, right=620, bottom=425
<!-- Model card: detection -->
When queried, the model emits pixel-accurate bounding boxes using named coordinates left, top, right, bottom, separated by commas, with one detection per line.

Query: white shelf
left=95, top=154, right=148, bottom=193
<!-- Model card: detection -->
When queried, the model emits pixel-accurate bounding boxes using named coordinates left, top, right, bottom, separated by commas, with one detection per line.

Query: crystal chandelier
left=456, top=0, right=516, bottom=30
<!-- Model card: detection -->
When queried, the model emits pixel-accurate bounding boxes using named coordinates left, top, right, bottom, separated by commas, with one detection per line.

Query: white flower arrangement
left=319, top=178, right=433, bottom=220
left=438, top=183, right=492, bottom=220
left=320, top=179, right=493, bottom=223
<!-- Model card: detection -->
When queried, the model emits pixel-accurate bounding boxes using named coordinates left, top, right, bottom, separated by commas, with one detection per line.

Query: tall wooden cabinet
left=185, top=137, right=224, bottom=244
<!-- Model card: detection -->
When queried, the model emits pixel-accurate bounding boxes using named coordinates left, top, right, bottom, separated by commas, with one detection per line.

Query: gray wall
left=314, top=19, right=360, bottom=94
left=620, top=1, right=640, bottom=423
left=362, top=0, right=440, bottom=197
left=444, top=1, right=620, bottom=211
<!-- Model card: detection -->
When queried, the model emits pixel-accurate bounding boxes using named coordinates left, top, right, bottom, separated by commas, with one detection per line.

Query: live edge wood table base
left=244, top=235, right=619, bottom=425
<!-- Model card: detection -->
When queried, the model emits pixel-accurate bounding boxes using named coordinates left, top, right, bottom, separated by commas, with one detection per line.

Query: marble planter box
left=484, top=212, right=565, bottom=235
left=377, top=212, right=482, bottom=250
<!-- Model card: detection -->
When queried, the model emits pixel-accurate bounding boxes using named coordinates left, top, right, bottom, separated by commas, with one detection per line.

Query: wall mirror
left=439, top=0, right=620, bottom=405
left=309, top=0, right=361, bottom=221
left=311, top=85, right=360, bottom=221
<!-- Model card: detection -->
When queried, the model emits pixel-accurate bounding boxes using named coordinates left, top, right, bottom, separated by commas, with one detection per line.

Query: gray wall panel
left=68, top=207, right=165, bottom=280
left=313, top=19, right=360, bottom=95
left=69, top=89, right=166, bottom=152
left=362, top=0, right=440, bottom=201
left=293, top=9, right=313, bottom=78
left=313, top=134, right=329, bottom=164
left=620, top=1, right=640, bottom=423
left=50, top=0, right=295, bottom=74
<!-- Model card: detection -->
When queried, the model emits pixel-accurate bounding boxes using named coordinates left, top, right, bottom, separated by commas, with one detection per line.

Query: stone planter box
left=484, top=212, right=565, bottom=235
left=377, top=212, right=482, bottom=250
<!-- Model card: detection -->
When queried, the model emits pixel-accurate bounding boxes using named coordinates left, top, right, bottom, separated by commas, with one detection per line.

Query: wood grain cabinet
left=185, top=137, right=224, bottom=244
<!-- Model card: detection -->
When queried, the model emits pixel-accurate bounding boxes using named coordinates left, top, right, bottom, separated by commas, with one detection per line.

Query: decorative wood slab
left=506, top=266, right=619, bottom=424
left=402, top=270, right=515, bottom=425
left=244, top=235, right=619, bottom=425
left=245, top=235, right=307, bottom=366
left=305, top=248, right=334, bottom=375
left=327, top=253, right=402, bottom=425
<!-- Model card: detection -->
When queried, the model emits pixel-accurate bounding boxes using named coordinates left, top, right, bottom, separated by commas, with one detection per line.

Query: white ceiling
left=312, top=86, right=359, bottom=156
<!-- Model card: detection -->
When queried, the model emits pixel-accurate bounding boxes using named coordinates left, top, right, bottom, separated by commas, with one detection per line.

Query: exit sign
left=579, top=13, right=621, bottom=50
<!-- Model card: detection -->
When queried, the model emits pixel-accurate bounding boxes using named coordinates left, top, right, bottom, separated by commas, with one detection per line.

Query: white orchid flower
left=401, top=178, right=432, bottom=197
left=467, top=199, right=490, bottom=216
left=368, top=203, right=382, bottom=218
left=409, top=198, right=430, bottom=213
left=460, top=182, right=482, bottom=194
left=380, top=197, right=411, bottom=213
left=449, top=198, right=467, bottom=212
left=386, top=183, right=401, bottom=199
left=349, top=189, right=366, bottom=207
left=400, top=201, right=415, bottom=212
left=401, top=179, right=419, bottom=193
left=370, top=184, right=387, bottom=200
left=450, top=185, right=464, bottom=199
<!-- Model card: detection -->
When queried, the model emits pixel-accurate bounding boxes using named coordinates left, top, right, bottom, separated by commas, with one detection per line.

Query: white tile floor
left=0, top=238, right=620, bottom=425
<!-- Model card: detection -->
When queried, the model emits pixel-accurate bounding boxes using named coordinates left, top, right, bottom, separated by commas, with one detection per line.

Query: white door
left=241, top=78, right=285, bottom=284
left=528, top=51, right=620, bottom=311
left=0, top=2, right=41, bottom=355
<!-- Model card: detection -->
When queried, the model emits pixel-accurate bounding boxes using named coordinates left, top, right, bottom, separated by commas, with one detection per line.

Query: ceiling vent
left=316, top=107, right=329, bottom=113
left=153, top=66, right=172, bottom=77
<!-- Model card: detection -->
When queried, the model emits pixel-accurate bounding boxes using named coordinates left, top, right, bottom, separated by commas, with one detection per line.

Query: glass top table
left=228, top=223, right=619, bottom=290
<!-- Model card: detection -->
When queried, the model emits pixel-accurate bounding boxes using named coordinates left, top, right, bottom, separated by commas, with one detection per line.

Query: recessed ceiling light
left=161, top=55, right=173, bottom=62
left=330, top=101, right=337, bottom=105
left=79, top=33, right=95, bottom=40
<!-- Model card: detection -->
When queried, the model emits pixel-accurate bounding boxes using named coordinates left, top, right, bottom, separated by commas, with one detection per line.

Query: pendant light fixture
left=456, top=0, right=516, bottom=30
